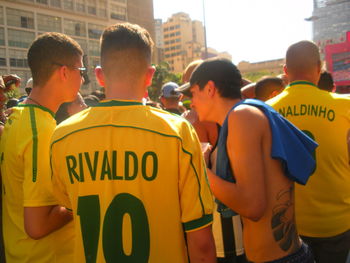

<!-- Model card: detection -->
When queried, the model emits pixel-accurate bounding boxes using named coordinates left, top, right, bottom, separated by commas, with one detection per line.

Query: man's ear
left=58, top=65, right=69, bottom=82
left=145, top=65, right=156, bottom=87
left=207, top=80, right=216, bottom=98
left=95, top=66, right=105, bottom=87
left=283, top=64, right=288, bottom=76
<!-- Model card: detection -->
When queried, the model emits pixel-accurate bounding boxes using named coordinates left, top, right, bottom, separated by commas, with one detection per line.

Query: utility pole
left=202, top=0, right=208, bottom=59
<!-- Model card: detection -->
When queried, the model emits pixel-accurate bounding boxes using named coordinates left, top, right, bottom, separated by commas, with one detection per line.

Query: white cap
left=26, top=78, right=33, bottom=89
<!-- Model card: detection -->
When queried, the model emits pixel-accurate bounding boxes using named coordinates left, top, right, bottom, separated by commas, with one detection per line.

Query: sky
left=153, top=0, right=314, bottom=64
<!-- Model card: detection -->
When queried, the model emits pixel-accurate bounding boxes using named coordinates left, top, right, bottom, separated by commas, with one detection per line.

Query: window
left=98, top=0, right=107, bottom=17
left=76, top=0, right=86, bottom=13
left=50, top=0, right=62, bottom=7
left=8, top=29, right=35, bottom=48
left=110, top=4, right=126, bottom=20
left=88, top=23, right=103, bottom=39
left=7, top=8, right=34, bottom=29
left=64, top=19, right=86, bottom=37
left=111, top=0, right=126, bottom=3
left=9, top=49, right=28, bottom=68
left=87, top=0, right=97, bottom=15
left=37, top=14, right=61, bottom=32
left=36, top=0, right=48, bottom=4
left=63, top=0, right=73, bottom=10
left=0, top=28, right=4, bottom=46
left=0, top=48, right=6, bottom=66
left=0, top=7, right=3, bottom=25
left=89, top=41, right=100, bottom=57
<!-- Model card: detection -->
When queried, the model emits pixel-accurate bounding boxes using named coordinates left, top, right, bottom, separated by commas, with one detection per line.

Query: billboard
left=325, top=31, right=350, bottom=87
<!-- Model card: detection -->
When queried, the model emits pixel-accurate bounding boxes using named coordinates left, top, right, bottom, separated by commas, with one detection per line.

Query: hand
left=182, top=109, right=199, bottom=124
left=2, top=74, right=21, bottom=92
left=201, top=142, right=212, bottom=167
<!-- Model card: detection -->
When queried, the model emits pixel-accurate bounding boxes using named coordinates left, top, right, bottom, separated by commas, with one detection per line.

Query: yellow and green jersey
left=50, top=100, right=213, bottom=263
left=267, top=81, right=350, bottom=237
left=0, top=104, right=74, bottom=263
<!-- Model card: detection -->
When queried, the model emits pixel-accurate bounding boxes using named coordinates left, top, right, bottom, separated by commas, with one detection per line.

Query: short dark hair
left=255, top=77, right=284, bottom=101
left=190, top=58, right=242, bottom=99
left=27, top=32, right=83, bottom=87
left=318, top=71, right=334, bottom=92
left=100, top=23, right=153, bottom=71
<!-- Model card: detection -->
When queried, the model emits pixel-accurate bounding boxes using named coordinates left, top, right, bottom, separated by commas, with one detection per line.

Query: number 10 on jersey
left=77, top=193, right=150, bottom=263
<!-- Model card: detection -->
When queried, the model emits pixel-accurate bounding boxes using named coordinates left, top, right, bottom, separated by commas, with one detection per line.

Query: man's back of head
left=285, top=41, right=321, bottom=83
left=255, top=77, right=285, bottom=101
left=100, top=23, right=153, bottom=85
left=28, top=32, right=83, bottom=87
left=318, top=71, right=335, bottom=92
left=182, top=60, right=203, bottom=83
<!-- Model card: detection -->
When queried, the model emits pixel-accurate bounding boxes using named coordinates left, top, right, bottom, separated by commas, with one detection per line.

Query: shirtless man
left=188, top=57, right=317, bottom=263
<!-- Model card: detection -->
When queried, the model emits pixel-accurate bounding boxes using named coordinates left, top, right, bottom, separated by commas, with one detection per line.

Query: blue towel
left=216, top=99, right=318, bottom=217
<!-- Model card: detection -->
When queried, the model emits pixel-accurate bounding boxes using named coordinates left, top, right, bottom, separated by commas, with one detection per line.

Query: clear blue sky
left=153, top=0, right=314, bottom=64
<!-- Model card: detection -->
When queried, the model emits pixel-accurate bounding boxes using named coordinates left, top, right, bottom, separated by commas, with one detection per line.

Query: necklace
left=27, top=97, right=43, bottom=107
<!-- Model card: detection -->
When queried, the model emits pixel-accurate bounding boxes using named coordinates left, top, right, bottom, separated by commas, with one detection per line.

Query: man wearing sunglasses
left=0, top=32, right=83, bottom=262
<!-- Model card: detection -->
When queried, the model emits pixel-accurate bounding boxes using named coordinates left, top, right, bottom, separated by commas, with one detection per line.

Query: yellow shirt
left=0, top=104, right=74, bottom=263
left=50, top=100, right=213, bottom=263
left=267, top=81, right=350, bottom=237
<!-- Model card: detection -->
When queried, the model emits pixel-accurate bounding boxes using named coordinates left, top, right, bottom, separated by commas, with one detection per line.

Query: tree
left=148, top=61, right=182, bottom=102
left=243, top=70, right=275, bottom=83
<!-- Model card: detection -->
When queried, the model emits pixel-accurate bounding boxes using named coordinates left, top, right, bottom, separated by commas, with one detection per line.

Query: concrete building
left=0, top=0, right=155, bottom=95
left=154, top=18, right=164, bottom=63
left=311, top=0, right=350, bottom=56
left=237, top=58, right=284, bottom=75
left=162, top=12, right=205, bottom=73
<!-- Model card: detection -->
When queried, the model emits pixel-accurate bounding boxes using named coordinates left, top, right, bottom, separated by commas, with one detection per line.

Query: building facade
left=162, top=12, right=205, bottom=73
left=0, top=0, right=154, bottom=94
left=237, top=58, right=284, bottom=76
left=312, top=0, right=350, bottom=56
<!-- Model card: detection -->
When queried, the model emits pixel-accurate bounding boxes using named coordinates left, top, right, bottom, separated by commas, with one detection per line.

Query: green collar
left=17, top=104, right=55, bottom=118
left=288, top=81, right=318, bottom=88
left=94, top=100, right=143, bottom=107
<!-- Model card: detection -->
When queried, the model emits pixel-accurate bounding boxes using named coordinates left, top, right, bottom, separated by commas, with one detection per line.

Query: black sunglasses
left=52, top=62, right=87, bottom=76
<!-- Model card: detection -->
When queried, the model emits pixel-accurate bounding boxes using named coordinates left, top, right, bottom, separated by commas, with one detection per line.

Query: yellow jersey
left=50, top=100, right=213, bottom=263
left=267, top=81, right=350, bottom=237
left=0, top=104, right=74, bottom=263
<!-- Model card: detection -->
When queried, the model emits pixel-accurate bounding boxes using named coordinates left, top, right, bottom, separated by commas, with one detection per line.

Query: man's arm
left=186, top=225, right=217, bottom=263
left=207, top=105, right=268, bottom=221
left=24, top=205, right=72, bottom=240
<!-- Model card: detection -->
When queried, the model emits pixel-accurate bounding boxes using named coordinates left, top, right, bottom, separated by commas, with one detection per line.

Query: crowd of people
left=0, top=22, right=349, bottom=263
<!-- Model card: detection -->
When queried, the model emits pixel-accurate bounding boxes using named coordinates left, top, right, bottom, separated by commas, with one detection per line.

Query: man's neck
left=25, top=87, right=61, bottom=114
left=214, top=98, right=241, bottom=125
left=104, top=84, right=144, bottom=102
left=288, top=74, right=319, bottom=86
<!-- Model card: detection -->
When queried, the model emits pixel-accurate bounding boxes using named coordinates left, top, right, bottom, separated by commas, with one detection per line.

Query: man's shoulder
left=329, top=92, right=350, bottom=102
left=228, top=102, right=268, bottom=130
left=51, top=105, right=192, bottom=144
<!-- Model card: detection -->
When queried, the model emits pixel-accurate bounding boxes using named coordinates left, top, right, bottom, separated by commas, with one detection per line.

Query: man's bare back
left=228, top=104, right=300, bottom=262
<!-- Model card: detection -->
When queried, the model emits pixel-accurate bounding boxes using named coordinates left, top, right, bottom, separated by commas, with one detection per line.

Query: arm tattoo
left=271, top=186, right=299, bottom=252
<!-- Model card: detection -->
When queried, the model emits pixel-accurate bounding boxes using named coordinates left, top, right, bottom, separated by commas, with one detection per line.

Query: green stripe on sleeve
left=29, top=107, right=38, bottom=182
left=183, top=214, right=213, bottom=232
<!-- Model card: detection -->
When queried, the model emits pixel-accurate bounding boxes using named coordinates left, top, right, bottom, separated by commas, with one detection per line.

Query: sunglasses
left=52, top=62, right=87, bottom=76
